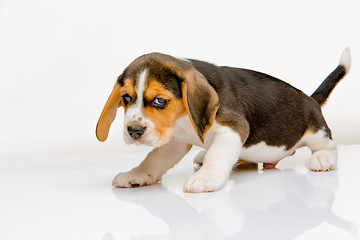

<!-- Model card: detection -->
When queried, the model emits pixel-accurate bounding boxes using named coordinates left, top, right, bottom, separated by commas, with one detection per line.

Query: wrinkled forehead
left=117, top=56, right=184, bottom=99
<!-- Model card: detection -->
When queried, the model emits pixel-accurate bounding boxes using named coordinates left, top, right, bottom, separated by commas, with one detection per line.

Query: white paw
left=183, top=169, right=228, bottom=193
left=112, top=168, right=159, bottom=188
left=307, top=150, right=337, bottom=171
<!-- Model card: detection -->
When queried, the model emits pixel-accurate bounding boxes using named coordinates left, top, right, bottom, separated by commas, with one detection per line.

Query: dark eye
left=153, top=97, right=169, bottom=109
left=122, top=94, right=132, bottom=105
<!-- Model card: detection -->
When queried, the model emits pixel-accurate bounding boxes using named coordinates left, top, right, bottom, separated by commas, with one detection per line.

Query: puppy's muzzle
left=127, top=125, right=146, bottom=140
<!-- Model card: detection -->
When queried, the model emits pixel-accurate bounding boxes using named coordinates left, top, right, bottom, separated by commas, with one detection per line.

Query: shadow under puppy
left=96, top=49, right=351, bottom=193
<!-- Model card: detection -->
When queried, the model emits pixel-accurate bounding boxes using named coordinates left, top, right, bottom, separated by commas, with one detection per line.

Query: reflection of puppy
left=96, top=49, right=351, bottom=193
left=111, top=170, right=356, bottom=239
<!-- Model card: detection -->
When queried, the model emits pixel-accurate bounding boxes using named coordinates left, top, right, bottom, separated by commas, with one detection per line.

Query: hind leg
left=304, top=130, right=337, bottom=171
left=193, top=150, right=206, bottom=166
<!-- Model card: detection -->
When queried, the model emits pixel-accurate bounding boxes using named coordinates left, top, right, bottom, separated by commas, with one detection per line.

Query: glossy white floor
left=1, top=145, right=360, bottom=240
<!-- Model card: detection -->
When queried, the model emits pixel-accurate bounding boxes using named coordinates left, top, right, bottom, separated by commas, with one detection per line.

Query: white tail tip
left=340, top=47, right=351, bottom=74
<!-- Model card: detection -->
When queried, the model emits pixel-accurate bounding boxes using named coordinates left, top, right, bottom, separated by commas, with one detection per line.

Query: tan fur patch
left=144, top=80, right=186, bottom=142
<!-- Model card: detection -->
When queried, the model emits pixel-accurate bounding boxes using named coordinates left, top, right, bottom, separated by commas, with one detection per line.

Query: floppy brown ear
left=181, top=69, right=219, bottom=143
left=96, top=82, right=123, bottom=142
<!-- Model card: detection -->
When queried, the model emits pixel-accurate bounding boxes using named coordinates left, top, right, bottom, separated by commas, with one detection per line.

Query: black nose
left=127, top=125, right=146, bottom=140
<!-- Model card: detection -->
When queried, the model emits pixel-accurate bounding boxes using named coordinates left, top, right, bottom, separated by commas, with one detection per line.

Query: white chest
left=173, top=115, right=219, bottom=149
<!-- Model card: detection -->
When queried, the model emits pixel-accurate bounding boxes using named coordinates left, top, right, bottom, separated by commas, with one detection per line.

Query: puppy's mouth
left=132, top=138, right=152, bottom=146
left=123, top=130, right=158, bottom=147
left=124, top=132, right=171, bottom=148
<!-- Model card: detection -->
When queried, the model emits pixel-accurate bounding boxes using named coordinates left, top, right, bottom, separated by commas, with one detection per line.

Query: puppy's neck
left=173, top=115, right=219, bottom=148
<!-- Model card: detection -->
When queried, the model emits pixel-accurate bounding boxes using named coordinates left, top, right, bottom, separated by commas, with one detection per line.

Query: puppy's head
left=96, top=53, right=219, bottom=147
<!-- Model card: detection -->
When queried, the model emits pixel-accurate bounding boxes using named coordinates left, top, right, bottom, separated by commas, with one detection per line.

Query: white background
left=0, top=0, right=359, bottom=158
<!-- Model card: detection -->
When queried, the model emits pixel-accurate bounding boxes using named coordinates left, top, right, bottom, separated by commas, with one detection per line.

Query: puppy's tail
left=311, top=48, right=351, bottom=106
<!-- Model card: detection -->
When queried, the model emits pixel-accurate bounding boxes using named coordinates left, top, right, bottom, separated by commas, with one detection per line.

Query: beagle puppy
left=96, top=49, right=351, bottom=193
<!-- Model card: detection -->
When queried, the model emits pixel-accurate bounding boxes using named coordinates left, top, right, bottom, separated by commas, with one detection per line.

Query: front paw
left=183, top=169, right=228, bottom=193
left=112, top=168, right=159, bottom=188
